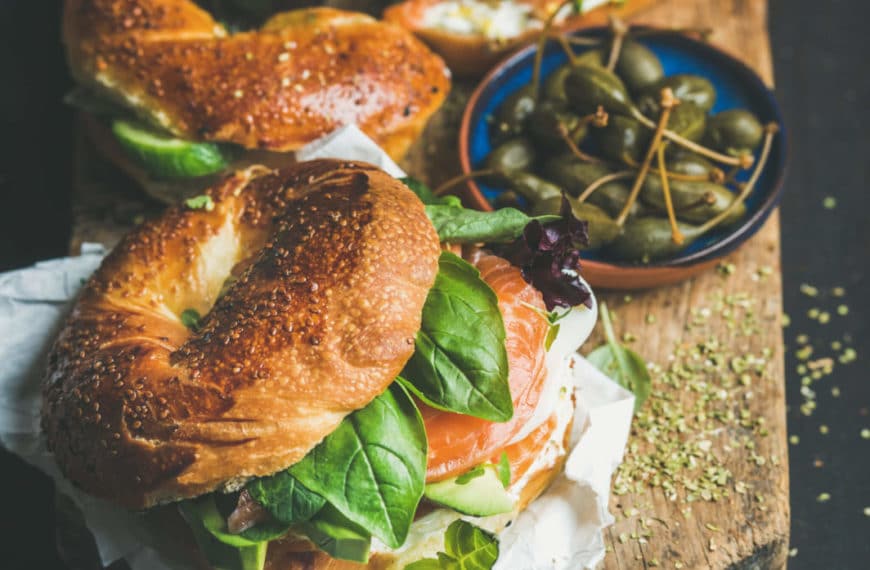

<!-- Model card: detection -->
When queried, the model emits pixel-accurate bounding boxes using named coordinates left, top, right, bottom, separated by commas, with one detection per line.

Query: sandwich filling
left=164, top=181, right=593, bottom=570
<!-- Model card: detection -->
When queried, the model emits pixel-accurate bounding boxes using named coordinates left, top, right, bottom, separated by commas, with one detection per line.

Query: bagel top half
left=63, top=1, right=451, bottom=159
left=42, top=160, right=441, bottom=509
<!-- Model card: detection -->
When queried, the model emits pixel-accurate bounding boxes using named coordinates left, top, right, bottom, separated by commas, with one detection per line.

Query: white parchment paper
left=0, top=126, right=634, bottom=570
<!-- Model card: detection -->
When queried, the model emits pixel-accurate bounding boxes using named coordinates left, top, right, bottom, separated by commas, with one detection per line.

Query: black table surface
left=0, top=1, right=867, bottom=568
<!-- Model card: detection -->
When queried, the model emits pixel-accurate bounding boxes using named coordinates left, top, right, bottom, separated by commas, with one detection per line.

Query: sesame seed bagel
left=62, top=1, right=451, bottom=158
left=42, top=159, right=441, bottom=509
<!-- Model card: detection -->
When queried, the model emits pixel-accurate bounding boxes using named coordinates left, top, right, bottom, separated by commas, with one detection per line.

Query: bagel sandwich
left=62, top=1, right=450, bottom=204
left=43, top=160, right=596, bottom=570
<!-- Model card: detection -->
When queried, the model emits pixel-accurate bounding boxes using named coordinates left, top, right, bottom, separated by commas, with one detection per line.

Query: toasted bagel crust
left=42, top=160, right=441, bottom=509
left=63, top=2, right=450, bottom=158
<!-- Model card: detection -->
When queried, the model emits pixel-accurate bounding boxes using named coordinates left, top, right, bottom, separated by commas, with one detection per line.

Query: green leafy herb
left=455, top=466, right=486, bottom=485
left=185, top=195, right=215, bottom=211
left=496, top=452, right=511, bottom=489
left=425, top=205, right=558, bottom=244
left=545, top=323, right=560, bottom=351
left=586, top=302, right=652, bottom=412
left=180, top=308, right=202, bottom=331
left=400, top=177, right=462, bottom=207
left=246, top=471, right=325, bottom=525
left=178, top=495, right=288, bottom=570
left=405, top=520, right=500, bottom=570
left=400, top=252, right=512, bottom=422
left=288, top=383, right=427, bottom=549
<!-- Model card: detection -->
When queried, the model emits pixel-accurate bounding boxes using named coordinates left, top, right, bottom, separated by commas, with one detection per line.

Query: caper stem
left=554, top=33, right=579, bottom=65
left=559, top=108, right=608, bottom=163
left=656, top=143, right=685, bottom=244
left=560, top=36, right=604, bottom=47
left=616, top=88, right=677, bottom=226
left=532, top=0, right=574, bottom=102
left=631, top=27, right=714, bottom=40
left=678, top=191, right=718, bottom=213
left=576, top=171, right=635, bottom=203
left=621, top=153, right=718, bottom=183
left=695, top=123, right=778, bottom=234
left=605, top=16, right=629, bottom=71
left=560, top=127, right=603, bottom=164
left=433, top=169, right=499, bottom=196
left=722, top=163, right=742, bottom=185
left=630, top=108, right=750, bottom=168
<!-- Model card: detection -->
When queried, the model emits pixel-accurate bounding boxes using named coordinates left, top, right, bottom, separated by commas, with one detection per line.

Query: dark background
left=0, top=0, right=867, bottom=568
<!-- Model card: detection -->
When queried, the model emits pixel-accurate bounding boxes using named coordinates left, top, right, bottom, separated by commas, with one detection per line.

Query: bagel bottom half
left=55, top=397, right=576, bottom=570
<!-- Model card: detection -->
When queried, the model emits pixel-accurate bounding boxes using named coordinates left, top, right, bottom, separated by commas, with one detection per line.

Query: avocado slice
left=424, top=465, right=516, bottom=517
left=301, top=504, right=372, bottom=563
left=111, top=119, right=230, bottom=179
left=178, top=496, right=269, bottom=570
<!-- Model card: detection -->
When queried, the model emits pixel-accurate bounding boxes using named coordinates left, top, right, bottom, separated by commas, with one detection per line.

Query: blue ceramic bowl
left=459, top=28, right=787, bottom=285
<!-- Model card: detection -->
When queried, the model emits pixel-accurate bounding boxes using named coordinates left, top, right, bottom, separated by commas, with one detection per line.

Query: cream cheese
left=421, top=0, right=613, bottom=40
left=422, top=1, right=538, bottom=40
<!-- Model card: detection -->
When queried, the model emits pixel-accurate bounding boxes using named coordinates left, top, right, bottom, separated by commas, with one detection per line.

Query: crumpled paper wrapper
left=0, top=126, right=634, bottom=570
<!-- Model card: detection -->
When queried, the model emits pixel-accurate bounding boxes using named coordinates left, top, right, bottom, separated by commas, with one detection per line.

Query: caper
left=563, top=65, right=634, bottom=116
left=594, top=114, right=649, bottom=163
left=574, top=48, right=606, bottom=67
left=494, top=85, right=536, bottom=138
left=544, top=65, right=572, bottom=104
left=641, top=177, right=746, bottom=226
left=542, top=157, right=611, bottom=193
left=607, top=217, right=698, bottom=261
left=666, top=102, right=707, bottom=143
left=541, top=157, right=642, bottom=219
left=614, top=39, right=664, bottom=93
left=531, top=196, right=621, bottom=249
left=526, top=103, right=586, bottom=149
left=666, top=151, right=718, bottom=177
left=485, top=137, right=536, bottom=174
left=504, top=171, right=563, bottom=203
left=637, top=74, right=717, bottom=116
left=704, top=109, right=764, bottom=156
left=493, top=190, right=523, bottom=210
left=545, top=50, right=606, bottom=104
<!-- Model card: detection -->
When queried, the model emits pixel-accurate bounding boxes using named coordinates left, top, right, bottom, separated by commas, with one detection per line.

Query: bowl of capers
left=456, top=24, right=787, bottom=290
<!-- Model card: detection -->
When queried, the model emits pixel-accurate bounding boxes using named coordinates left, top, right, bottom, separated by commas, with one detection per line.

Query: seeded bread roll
left=63, top=1, right=450, bottom=159
left=42, top=160, right=441, bottom=509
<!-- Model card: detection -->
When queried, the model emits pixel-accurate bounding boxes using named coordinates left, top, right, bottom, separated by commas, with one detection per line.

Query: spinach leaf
left=406, top=520, right=500, bottom=570
left=400, top=177, right=461, bottom=207
left=586, top=302, right=651, bottom=413
left=400, top=252, right=512, bottom=422
left=246, top=471, right=325, bottom=525
left=288, top=383, right=427, bottom=549
left=425, top=205, right=558, bottom=244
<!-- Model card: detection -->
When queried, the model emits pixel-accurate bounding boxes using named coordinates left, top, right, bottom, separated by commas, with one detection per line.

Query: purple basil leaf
left=494, top=194, right=592, bottom=310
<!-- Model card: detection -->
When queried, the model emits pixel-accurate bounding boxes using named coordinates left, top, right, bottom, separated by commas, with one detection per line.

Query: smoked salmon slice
left=422, top=248, right=551, bottom=482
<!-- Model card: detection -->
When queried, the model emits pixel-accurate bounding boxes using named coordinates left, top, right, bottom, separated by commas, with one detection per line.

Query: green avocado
left=111, top=119, right=230, bottom=179
left=301, top=505, right=372, bottom=563
left=424, top=465, right=515, bottom=517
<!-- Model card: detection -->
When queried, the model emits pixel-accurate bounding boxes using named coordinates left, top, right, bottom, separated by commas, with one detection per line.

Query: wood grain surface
left=69, top=1, right=788, bottom=568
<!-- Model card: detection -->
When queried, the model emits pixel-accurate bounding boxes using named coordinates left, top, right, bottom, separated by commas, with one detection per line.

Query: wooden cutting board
left=69, top=1, right=788, bottom=568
